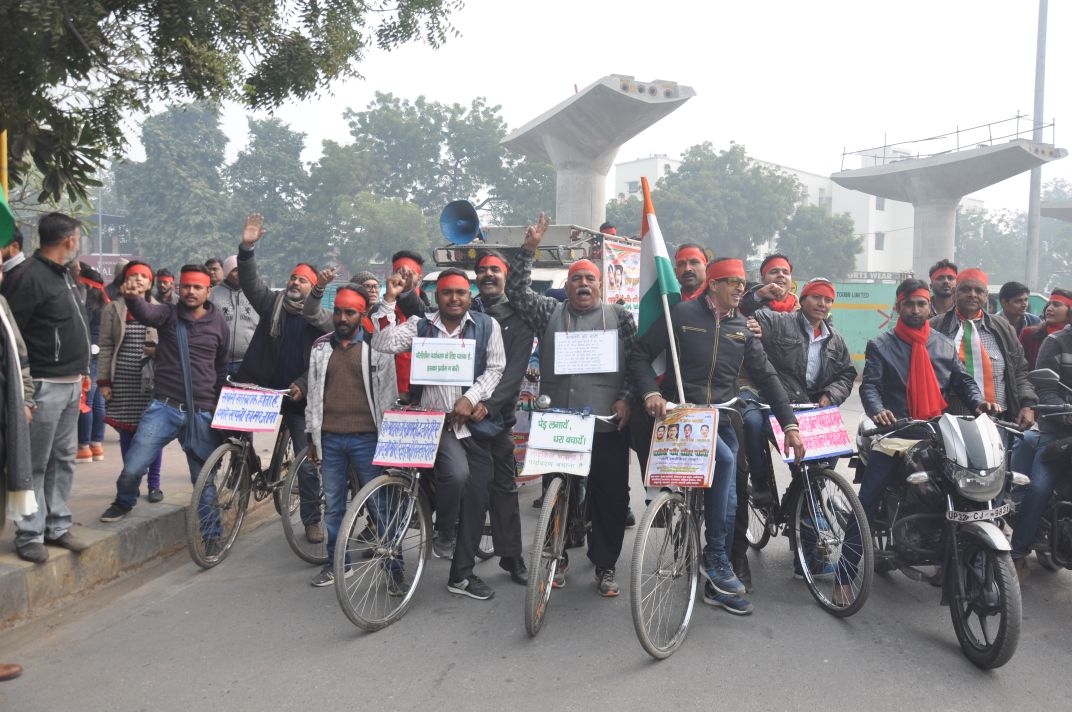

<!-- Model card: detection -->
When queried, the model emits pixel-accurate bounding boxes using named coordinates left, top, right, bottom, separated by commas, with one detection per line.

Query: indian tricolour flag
left=637, top=176, right=681, bottom=379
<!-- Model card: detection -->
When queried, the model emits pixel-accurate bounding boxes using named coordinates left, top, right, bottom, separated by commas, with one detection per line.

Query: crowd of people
left=1, top=205, right=1070, bottom=665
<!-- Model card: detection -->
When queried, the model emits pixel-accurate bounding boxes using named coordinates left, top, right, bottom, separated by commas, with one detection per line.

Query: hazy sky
left=194, top=0, right=1069, bottom=216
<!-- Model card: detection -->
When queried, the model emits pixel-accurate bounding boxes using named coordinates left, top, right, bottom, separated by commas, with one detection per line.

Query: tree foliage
left=776, top=205, right=861, bottom=280
left=0, top=1, right=463, bottom=203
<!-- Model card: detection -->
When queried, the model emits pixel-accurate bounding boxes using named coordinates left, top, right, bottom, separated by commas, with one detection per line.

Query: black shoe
left=532, top=496, right=543, bottom=509
left=732, top=554, right=752, bottom=593
left=750, top=487, right=774, bottom=506
left=202, top=538, right=222, bottom=558
left=16, top=542, right=48, bottom=563
left=595, top=567, right=620, bottom=597
left=433, top=534, right=455, bottom=559
left=45, top=531, right=90, bottom=553
left=447, top=575, right=494, bottom=600
left=147, top=488, right=164, bottom=503
left=499, top=556, right=529, bottom=585
left=99, top=504, right=131, bottom=523
left=625, top=507, right=636, bottom=528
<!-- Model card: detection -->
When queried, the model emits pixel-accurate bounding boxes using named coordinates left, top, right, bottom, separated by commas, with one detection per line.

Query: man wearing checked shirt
left=373, top=268, right=505, bottom=601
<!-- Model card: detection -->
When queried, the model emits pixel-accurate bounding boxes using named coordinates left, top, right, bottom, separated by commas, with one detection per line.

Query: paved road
left=3, top=396, right=1071, bottom=711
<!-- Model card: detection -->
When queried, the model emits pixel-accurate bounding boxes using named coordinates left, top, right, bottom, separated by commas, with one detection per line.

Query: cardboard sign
left=644, top=408, right=720, bottom=488
left=410, top=337, right=475, bottom=386
left=603, top=239, right=641, bottom=325
left=211, top=387, right=285, bottom=432
left=521, top=447, right=593, bottom=478
left=372, top=410, right=447, bottom=468
left=526, top=411, right=596, bottom=453
left=553, top=330, right=619, bottom=374
left=768, top=407, right=853, bottom=463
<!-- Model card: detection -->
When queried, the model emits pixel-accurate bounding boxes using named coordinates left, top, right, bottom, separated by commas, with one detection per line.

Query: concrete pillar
left=556, top=163, right=608, bottom=229
left=912, top=198, right=959, bottom=277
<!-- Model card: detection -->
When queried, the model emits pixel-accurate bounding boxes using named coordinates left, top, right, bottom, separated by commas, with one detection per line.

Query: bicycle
left=279, top=450, right=360, bottom=565
left=333, top=405, right=441, bottom=631
left=524, top=401, right=618, bottom=637
left=186, top=381, right=295, bottom=569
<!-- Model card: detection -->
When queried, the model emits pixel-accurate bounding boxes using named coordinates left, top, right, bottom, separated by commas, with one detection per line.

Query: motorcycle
left=853, top=411, right=1026, bottom=669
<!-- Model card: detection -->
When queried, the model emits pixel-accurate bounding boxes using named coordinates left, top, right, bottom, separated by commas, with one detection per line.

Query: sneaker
left=310, top=565, right=354, bottom=587
left=99, top=504, right=131, bottom=523
left=625, top=507, right=636, bottom=528
left=433, top=534, right=455, bottom=560
left=793, top=556, right=836, bottom=580
left=90, top=443, right=105, bottom=461
left=703, top=582, right=754, bottom=615
left=202, top=538, right=222, bottom=558
left=595, top=567, right=620, bottom=597
left=76, top=446, right=93, bottom=464
left=147, top=488, right=164, bottom=503
left=703, top=558, right=747, bottom=596
left=387, top=568, right=409, bottom=597
left=447, top=575, right=494, bottom=600
left=305, top=523, right=325, bottom=544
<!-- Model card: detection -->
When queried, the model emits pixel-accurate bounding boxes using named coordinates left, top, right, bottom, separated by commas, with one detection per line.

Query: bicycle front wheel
left=270, top=435, right=296, bottom=515
left=334, top=473, right=431, bottom=631
left=790, top=468, right=872, bottom=617
left=280, top=447, right=327, bottom=564
left=630, top=489, right=699, bottom=659
left=524, top=475, right=566, bottom=637
left=187, top=442, right=251, bottom=569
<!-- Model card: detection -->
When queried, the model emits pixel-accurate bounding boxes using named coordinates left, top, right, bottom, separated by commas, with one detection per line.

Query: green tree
left=603, top=196, right=644, bottom=238
left=331, top=193, right=433, bottom=273
left=654, top=143, right=804, bottom=258
left=0, top=1, right=462, bottom=203
left=776, top=205, right=861, bottom=280
left=955, top=208, right=1026, bottom=286
left=115, top=103, right=231, bottom=269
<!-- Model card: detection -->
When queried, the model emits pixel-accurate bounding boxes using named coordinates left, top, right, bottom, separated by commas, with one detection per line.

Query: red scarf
left=1046, top=322, right=1064, bottom=335
left=683, top=284, right=706, bottom=302
left=769, top=292, right=798, bottom=313
left=893, top=318, right=947, bottom=420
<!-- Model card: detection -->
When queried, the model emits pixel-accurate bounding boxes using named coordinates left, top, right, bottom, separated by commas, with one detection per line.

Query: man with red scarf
left=930, top=268, right=1036, bottom=429
left=1019, top=289, right=1072, bottom=369
left=674, top=243, right=711, bottom=303
left=740, top=253, right=797, bottom=316
left=380, top=250, right=430, bottom=398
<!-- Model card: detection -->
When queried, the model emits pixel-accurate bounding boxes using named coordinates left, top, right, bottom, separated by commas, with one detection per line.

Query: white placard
left=372, top=410, right=448, bottom=468
left=211, top=387, right=285, bottom=432
left=768, top=407, right=853, bottom=463
left=410, top=337, right=476, bottom=386
left=526, top=412, right=596, bottom=453
left=644, top=408, right=720, bottom=488
left=554, top=329, right=619, bottom=375
left=520, top=447, right=593, bottom=478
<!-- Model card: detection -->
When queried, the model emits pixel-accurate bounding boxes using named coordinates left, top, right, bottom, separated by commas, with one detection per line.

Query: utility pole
left=1025, top=0, right=1047, bottom=289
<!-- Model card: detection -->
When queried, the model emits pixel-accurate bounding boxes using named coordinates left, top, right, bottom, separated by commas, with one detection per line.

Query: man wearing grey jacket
left=210, top=254, right=258, bottom=376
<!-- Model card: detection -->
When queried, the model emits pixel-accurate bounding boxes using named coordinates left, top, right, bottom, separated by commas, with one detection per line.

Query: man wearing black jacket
left=629, top=257, right=805, bottom=615
left=8, top=212, right=92, bottom=562
left=472, top=250, right=533, bottom=585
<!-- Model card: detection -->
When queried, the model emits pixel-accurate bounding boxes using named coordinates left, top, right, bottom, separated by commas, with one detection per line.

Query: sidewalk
left=0, top=430, right=279, bottom=630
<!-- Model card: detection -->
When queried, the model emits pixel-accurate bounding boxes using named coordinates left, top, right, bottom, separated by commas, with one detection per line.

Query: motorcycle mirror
left=906, top=471, right=931, bottom=485
left=1011, top=472, right=1031, bottom=487
left=535, top=394, right=552, bottom=410
left=1029, top=368, right=1060, bottom=385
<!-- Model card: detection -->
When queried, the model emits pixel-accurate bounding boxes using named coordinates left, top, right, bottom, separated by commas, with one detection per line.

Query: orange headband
left=334, top=289, right=367, bottom=313
left=801, top=281, right=836, bottom=301
left=1050, top=293, right=1072, bottom=308
left=476, top=254, right=508, bottom=276
left=675, top=247, right=708, bottom=266
left=158, top=275, right=174, bottom=285
left=393, top=257, right=422, bottom=276
left=706, top=259, right=745, bottom=282
left=930, top=266, right=957, bottom=280
left=179, top=271, right=211, bottom=287
left=291, top=265, right=317, bottom=284
left=956, top=268, right=988, bottom=287
left=568, top=259, right=600, bottom=279
left=897, top=287, right=932, bottom=305
left=437, top=274, right=470, bottom=291
left=762, top=257, right=792, bottom=275
left=126, top=264, right=154, bottom=284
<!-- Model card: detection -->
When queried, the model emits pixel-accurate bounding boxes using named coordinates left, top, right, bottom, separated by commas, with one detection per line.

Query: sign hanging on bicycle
left=211, top=387, right=286, bottom=432
left=767, top=406, right=852, bottom=463
left=644, top=407, right=720, bottom=488
left=372, top=409, right=447, bottom=468
left=527, top=411, right=596, bottom=452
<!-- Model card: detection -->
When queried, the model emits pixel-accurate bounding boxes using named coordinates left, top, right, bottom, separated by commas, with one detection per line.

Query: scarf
left=683, top=284, right=706, bottom=302
left=1046, top=322, right=1064, bottom=335
left=477, top=293, right=515, bottom=321
left=269, top=290, right=307, bottom=339
left=954, top=311, right=995, bottom=404
left=769, top=291, right=798, bottom=313
left=893, top=318, right=947, bottom=420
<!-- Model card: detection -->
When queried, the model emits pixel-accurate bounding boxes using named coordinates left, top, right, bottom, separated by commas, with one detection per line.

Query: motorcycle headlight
left=946, top=461, right=1005, bottom=502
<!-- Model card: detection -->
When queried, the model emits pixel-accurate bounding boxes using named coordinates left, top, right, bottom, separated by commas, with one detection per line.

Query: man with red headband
left=930, top=268, right=1036, bottom=429
left=928, top=259, right=958, bottom=316
left=507, top=213, right=638, bottom=598
left=304, top=285, right=397, bottom=587
left=629, top=256, right=805, bottom=615
left=740, top=253, right=797, bottom=316
left=99, top=264, right=230, bottom=524
left=155, top=268, right=177, bottom=305
left=375, top=267, right=505, bottom=601
left=232, top=213, right=333, bottom=543
left=381, top=249, right=431, bottom=398
left=674, top=243, right=711, bottom=303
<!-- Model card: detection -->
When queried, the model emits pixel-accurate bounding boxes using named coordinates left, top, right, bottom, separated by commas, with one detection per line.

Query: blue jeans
left=739, top=388, right=772, bottom=488
left=78, top=358, right=106, bottom=445
left=280, top=411, right=319, bottom=525
left=703, top=425, right=740, bottom=565
left=840, top=449, right=898, bottom=583
left=1011, top=431, right=1063, bottom=557
left=320, top=432, right=381, bottom=561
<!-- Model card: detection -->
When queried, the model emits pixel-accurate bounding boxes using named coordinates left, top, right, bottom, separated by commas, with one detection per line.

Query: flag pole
left=1, top=130, right=8, bottom=200
left=661, top=290, right=686, bottom=405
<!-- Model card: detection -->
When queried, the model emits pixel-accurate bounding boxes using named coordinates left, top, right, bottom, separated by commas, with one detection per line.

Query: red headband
left=801, top=281, right=836, bottom=301
left=476, top=254, right=509, bottom=276
left=1050, top=292, right=1072, bottom=308
left=334, top=289, right=368, bottom=313
left=568, top=259, right=601, bottom=280
left=675, top=247, right=708, bottom=266
left=602, top=226, right=617, bottom=236
left=291, top=265, right=317, bottom=284
left=437, top=274, right=470, bottom=291
left=158, top=275, right=174, bottom=285
left=706, top=259, right=746, bottom=282
left=179, top=271, right=211, bottom=287
left=761, top=257, right=792, bottom=275
left=897, top=287, right=932, bottom=305
left=393, top=257, right=422, bottom=276
left=930, top=266, right=957, bottom=280
left=126, top=264, right=155, bottom=284
left=956, top=268, right=988, bottom=287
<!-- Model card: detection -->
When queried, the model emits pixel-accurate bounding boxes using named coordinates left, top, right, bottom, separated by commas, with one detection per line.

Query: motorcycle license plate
left=945, top=502, right=1010, bottom=523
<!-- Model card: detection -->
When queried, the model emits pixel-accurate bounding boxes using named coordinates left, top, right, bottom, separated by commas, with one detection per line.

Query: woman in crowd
left=1019, top=289, right=1072, bottom=369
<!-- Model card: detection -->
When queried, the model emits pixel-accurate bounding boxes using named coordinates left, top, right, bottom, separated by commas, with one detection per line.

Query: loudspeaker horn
left=439, top=200, right=485, bottom=245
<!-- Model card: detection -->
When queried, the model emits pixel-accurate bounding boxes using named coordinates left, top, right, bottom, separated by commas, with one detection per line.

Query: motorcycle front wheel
left=947, top=543, right=1021, bottom=670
